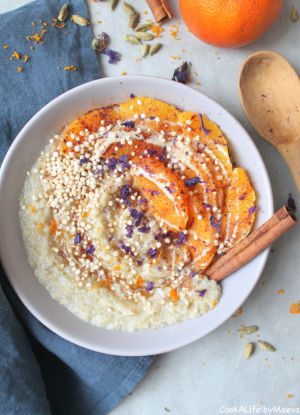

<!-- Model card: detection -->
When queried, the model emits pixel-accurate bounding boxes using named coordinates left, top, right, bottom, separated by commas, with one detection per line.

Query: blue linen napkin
left=0, top=1, right=154, bottom=414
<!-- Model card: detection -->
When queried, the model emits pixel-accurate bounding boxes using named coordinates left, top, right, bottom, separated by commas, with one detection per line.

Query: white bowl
left=0, top=77, right=273, bottom=356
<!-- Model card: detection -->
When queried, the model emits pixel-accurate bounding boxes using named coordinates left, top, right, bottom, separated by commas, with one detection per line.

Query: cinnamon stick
left=206, top=206, right=297, bottom=281
left=146, top=0, right=172, bottom=23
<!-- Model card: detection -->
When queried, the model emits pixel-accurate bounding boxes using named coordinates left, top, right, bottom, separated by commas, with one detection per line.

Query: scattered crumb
left=120, top=71, right=127, bottom=76
left=3, top=44, right=9, bottom=49
left=17, top=66, right=23, bottom=73
left=287, top=394, right=294, bottom=399
left=164, top=407, right=171, bottom=413
left=277, top=288, right=285, bottom=294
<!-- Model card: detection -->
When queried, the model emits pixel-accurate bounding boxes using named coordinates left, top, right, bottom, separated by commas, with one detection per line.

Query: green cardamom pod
left=141, top=44, right=150, bottom=58
left=149, top=43, right=162, bottom=56
left=129, top=13, right=140, bottom=29
left=110, top=0, right=119, bottom=11
left=257, top=340, right=276, bottom=352
left=123, top=1, right=137, bottom=16
left=290, top=6, right=299, bottom=22
left=124, top=34, right=141, bottom=45
left=71, top=14, right=90, bottom=26
left=238, top=325, right=259, bottom=335
left=58, top=3, right=69, bottom=22
left=135, top=32, right=155, bottom=41
left=244, top=343, right=254, bottom=359
left=135, top=23, right=152, bottom=32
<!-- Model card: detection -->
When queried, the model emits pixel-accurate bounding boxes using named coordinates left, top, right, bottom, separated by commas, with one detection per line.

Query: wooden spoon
left=239, top=51, right=300, bottom=192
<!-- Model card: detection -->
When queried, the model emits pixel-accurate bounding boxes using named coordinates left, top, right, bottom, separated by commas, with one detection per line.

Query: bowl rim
left=0, top=76, right=274, bottom=356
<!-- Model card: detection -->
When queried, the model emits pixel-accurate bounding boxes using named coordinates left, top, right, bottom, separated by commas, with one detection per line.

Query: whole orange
left=179, top=0, right=282, bottom=48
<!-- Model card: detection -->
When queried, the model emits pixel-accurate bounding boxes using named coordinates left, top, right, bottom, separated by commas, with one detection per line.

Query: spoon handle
left=278, top=141, right=300, bottom=193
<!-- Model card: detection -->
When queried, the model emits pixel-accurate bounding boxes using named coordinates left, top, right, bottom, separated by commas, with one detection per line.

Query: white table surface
left=1, top=1, right=300, bottom=414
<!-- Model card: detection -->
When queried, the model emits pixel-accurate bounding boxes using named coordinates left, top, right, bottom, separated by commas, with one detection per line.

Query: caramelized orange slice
left=220, top=167, right=256, bottom=252
left=131, top=157, right=190, bottom=231
left=187, top=195, right=217, bottom=270
left=198, top=114, right=232, bottom=183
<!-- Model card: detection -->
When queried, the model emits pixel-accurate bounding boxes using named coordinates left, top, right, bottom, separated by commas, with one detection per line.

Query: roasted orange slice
left=131, top=157, right=190, bottom=231
left=220, top=167, right=256, bottom=252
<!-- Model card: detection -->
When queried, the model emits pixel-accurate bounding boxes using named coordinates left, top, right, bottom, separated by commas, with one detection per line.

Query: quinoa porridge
left=20, top=97, right=256, bottom=331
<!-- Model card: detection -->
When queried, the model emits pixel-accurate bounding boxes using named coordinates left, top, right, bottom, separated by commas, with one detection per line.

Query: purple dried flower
left=130, top=209, right=143, bottom=226
left=118, top=155, right=130, bottom=169
left=101, top=48, right=121, bottom=64
left=248, top=205, right=258, bottom=215
left=151, top=189, right=160, bottom=196
left=239, top=194, right=246, bottom=200
left=74, top=233, right=81, bottom=244
left=107, top=157, right=117, bottom=171
left=203, top=203, right=212, bottom=209
left=200, top=114, right=211, bottom=136
left=121, top=185, right=130, bottom=201
left=176, top=232, right=186, bottom=246
left=147, top=248, right=157, bottom=258
left=130, top=93, right=135, bottom=98
left=80, top=157, right=89, bottom=165
left=126, top=224, right=133, bottom=238
left=149, top=116, right=155, bottom=120
left=287, top=193, right=297, bottom=214
left=166, top=186, right=175, bottom=194
left=184, top=177, right=202, bottom=187
left=210, top=215, right=220, bottom=234
left=191, top=271, right=199, bottom=277
left=138, top=225, right=150, bottom=233
left=120, top=242, right=133, bottom=255
left=86, top=244, right=95, bottom=255
left=172, top=61, right=190, bottom=84
left=122, top=120, right=135, bottom=128
left=196, top=289, right=207, bottom=297
left=137, top=259, right=143, bottom=266
left=140, top=198, right=147, bottom=205
left=148, top=149, right=156, bottom=155
left=159, top=146, right=167, bottom=162
left=145, top=281, right=154, bottom=291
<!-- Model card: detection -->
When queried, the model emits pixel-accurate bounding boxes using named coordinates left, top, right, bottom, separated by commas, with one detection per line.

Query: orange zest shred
left=289, top=303, right=300, bottom=314
left=114, top=265, right=121, bottom=271
left=23, top=54, right=30, bottom=62
left=37, top=223, right=43, bottom=234
left=136, top=276, right=144, bottom=288
left=29, top=205, right=37, bottom=213
left=64, top=65, right=78, bottom=71
left=26, top=28, right=48, bottom=45
left=151, top=24, right=164, bottom=37
left=49, top=219, right=58, bottom=235
left=17, top=66, right=23, bottom=73
left=52, top=18, right=66, bottom=29
left=170, top=288, right=179, bottom=303
left=11, top=51, right=22, bottom=60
